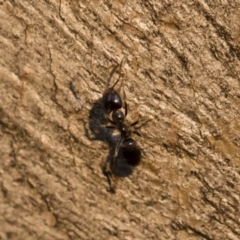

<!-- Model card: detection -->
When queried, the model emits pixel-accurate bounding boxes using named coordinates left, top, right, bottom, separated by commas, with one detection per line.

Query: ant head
left=102, top=88, right=122, bottom=113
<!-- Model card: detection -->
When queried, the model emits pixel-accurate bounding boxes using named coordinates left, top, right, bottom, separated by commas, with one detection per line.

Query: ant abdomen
left=102, top=88, right=122, bottom=113
left=121, top=138, right=141, bottom=166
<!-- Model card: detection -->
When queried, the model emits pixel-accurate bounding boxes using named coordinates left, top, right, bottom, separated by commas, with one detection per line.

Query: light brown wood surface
left=1, top=1, right=240, bottom=239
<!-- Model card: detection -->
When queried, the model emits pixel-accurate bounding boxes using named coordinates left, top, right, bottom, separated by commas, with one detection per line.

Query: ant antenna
left=105, top=57, right=127, bottom=89
left=110, top=79, right=120, bottom=89
left=105, top=64, right=119, bottom=89
left=118, top=58, right=128, bottom=117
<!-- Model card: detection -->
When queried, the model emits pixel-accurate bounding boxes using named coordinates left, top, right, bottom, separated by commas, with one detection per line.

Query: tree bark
left=1, top=1, right=240, bottom=239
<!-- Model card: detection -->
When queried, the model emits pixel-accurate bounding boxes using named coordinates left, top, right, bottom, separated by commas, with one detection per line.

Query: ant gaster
left=102, top=68, right=141, bottom=167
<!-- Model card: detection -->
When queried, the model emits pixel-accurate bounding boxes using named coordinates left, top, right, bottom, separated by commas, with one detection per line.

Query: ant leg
left=105, top=125, right=116, bottom=129
left=131, top=119, right=141, bottom=136
left=103, top=138, right=122, bottom=193
left=131, top=120, right=139, bottom=126
left=133, top=118, right=152, bottom=130
left=103, top=157, right=116, bottom=193
left=106, top=116, right=115, bottom=125
left=124, top=102, right=128, bottom=117
left=132, top=130, right=141, bottom=137
left=110, top=138, right=123, bottom=192
left=114, top=138, right=122, bottom=158
left=131, top=119, right=152, bottom=137
left=131, top=121, right=141, bottom=137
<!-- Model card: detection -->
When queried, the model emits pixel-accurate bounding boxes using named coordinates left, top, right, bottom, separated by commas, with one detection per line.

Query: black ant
left=102, top=62, right=142, bottom=168
left=69, top=59, right=145, bottom=193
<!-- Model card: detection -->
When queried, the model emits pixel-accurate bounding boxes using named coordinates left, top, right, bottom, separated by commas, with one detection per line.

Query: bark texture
left=1, top=0, right=240, bottom=239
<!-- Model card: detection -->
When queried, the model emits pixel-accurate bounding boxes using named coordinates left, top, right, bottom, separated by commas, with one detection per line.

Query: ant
left=69, top=59, right=145, bottom=193
left=102, top=60, right=142, bottom=168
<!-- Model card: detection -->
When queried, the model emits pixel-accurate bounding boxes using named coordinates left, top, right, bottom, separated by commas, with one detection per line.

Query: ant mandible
left=102, top=59, right=141, bottom=167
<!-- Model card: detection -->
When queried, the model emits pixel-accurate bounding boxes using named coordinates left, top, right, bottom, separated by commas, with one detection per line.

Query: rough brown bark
left=1, top=1, right=240, bottom=239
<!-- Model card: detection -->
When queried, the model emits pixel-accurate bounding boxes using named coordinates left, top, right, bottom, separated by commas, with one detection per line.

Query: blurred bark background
left=1, top=0, right=240, bottom=239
